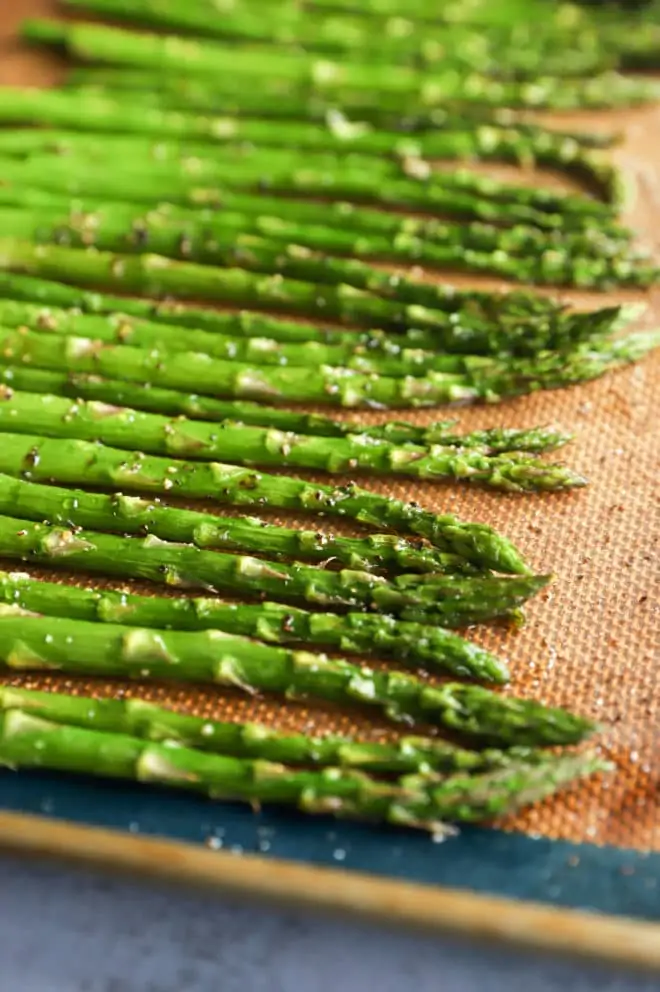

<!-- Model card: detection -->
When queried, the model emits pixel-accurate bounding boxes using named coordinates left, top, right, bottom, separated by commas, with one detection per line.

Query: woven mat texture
left=1, top=0, right=658, bottom=852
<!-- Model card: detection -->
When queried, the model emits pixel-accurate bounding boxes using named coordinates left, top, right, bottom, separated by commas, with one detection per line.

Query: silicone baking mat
left=0, top=0, right=658, bottom=882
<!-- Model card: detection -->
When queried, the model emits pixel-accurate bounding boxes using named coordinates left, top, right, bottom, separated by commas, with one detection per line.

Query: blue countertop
left=1, top=854, right=659, bottom=992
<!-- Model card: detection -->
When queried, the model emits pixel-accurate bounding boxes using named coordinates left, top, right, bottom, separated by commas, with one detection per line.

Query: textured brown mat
left=0, top=0, right=658, bottom=852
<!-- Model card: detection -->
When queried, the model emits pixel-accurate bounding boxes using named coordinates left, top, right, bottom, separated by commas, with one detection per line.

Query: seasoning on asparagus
left=0, top=684, right=543, bottom=772
left=0, top=472, right=481, bottom=581
left=0, top=296, right=629, bottom=378
left=0, top=364, right=574, bottom=454
left=0, top=265, right=628, bottom=360
left=0, top=605, right=593, bottom=745
left=0, top=569, right=509, bottom=681
left=0, top=389, right=587, bottom=492
left=0, top=319, right=656, bottom=409
left=4, top=201, right=651, bottom=289
left=0, top=702, right=608, bottom=829
left=22, top=19, right=660, bottom=109
left=0, top=434, right=531, bottom=571
left=0, top=515, right=545, bottom=622
left=0, top=147, right=621, bottom=233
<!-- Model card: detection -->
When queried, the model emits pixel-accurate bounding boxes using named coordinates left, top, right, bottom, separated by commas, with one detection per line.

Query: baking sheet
left=0, top=0, right=658, bottom=863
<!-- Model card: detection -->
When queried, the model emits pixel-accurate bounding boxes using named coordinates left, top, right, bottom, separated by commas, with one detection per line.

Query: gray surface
left=0, top=855, right=659, bottom=992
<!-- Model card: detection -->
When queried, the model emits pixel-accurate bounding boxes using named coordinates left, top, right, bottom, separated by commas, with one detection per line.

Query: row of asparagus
left=54, top=0, right=660, bottom=77
left=0, top=4, right=633, bottom=828
left=23, top=17, right=660, bottom=110
left=0, top=248, right=655, bottom=412
left=0, top=684, right=609, bottom=831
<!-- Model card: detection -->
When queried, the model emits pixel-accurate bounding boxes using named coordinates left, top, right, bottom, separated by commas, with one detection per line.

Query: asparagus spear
left=61, top=71, right=619, bottom=146
left=0, top=606, right=592, bottom=745
left=0, top=434, right=531, bottom=571
left=0, top=259, right=624, bottom=361
left=0, top=82, right=619, bottom=198
left=0, top=569, right=509, bottom=681
left=5, top=203, right=649, bottom=290
left=0, top=320, right=656, bottom=410
left=0, top=364, right=573, bottom=453
left=0, top=293, right=629, bottom=380
left=0, top=684, right=539, bottom=772
left=0, top=472, right=480, bottom=583
left=0, top=516, right=544, bottom=622
left=0, top=164, right=631, bottom=262
left=0, top=706, right=607, bottom=828
left=0, top=326, right=475, bottom=408
left=0, top=148, right=620, bottom=234
left=22, top=19, right=660, bottom=109
left=0, top=389, right=587, bottom=492
left=0, top=239, right=575, bottom=338
left=56, top=0, right=615, bottom=77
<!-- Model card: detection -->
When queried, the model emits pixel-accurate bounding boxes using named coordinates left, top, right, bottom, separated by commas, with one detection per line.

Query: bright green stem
left=0, top=606, right=593, bottom=745
left=0, top=389, right=587, bottom=492
left=0, top=265, right=624, bottom=361
left=0, top=569, right=509, bottom=682
left=0, top=364, right=573, bottom=454
left=22, top=19, right=660, bottom=109
left=0, top=433, right=532, bottom=572
left=0, top=685, right=546, bottom=773
left=1, top=201, right=651, bottom=290
left=0, top=317, right=655, bottom=410
left=0, top=515, right=546, bottom=622
left=0, top=471, right=478, bottom=582
left=0, top=706, right=607, bottom=828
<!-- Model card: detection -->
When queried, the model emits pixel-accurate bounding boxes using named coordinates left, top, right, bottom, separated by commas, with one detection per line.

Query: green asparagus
left=5, top=202, right=650, bottom=290
left=0, top=705, right=607, bottom=828
left=0, top=605, right=592, bottom=745
left=22, top=20, right=660, bottom=109
left=0, top=364, right=574, bottom=454
left=0, top=149, right=621, bottom=233
left=0, top=389, right=587, bottom=492
left=0, top=434, right=532, bottom=571
left=0, top=569, right=509, bottom=681
left=0, top=83, right=621, bottom=198
left=0, top=471, right=481, bottom=582
left=0, top=262, right=628, bottom=361
left=0, top=515, right=544, bottom=621
left=61, top=71, right=620, bottom=145
left=0, top=684, right=543, bottom=772
left=0, top=320, right=656, bottom=410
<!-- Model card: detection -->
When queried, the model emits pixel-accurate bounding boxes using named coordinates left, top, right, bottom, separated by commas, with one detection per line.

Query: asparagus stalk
left=0, top=276, right=635, bottom=377
left=0, top=472, right=481, bottom=583
left=22, top=20, right=660, bottom=109
left=0, top=569, right=509, bottom=681
left=0, top=83, right=620, bottom=197
left=0, top=319, right=656, bottom=410
left=61, top=72, right=619, bottom=147
left=0, top=326, right=476, bottom=408
left=0, top=160, right=631, bottom=257
left=0, top=148, right=620, bottom=234
left=0, top=250, right=625, bottom=359
left=0, top=128, right=616, bottom=224
left=0, top=268, right=635, bottom=366
left=0, top=515, right=544, bottom=622
left=0, top=389, right=587, bottom=492
left=0, top=364, right=573, bottom=453
left=0, top=434, right=531, bottom=571
left=0, top=706, right=608, bottom=828
left=56, top=0, right=615, bottom=77
left=0, top=684, right=540, bottom=773
left=5, top=202, right=650, bottom=290
left=0, top=268, right=598, bottom=361
left=0, top=606, right=593, bottom=745
left=0, top=239, right=576, bottom=339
